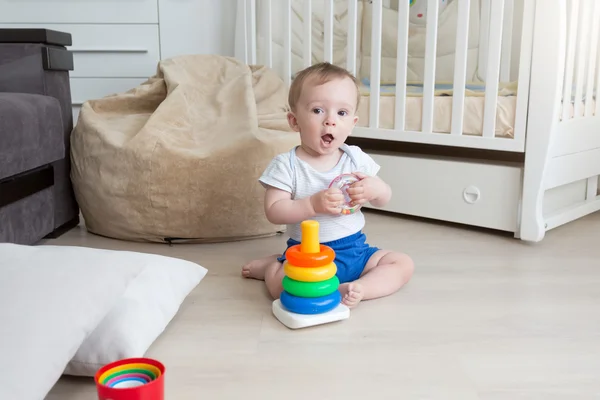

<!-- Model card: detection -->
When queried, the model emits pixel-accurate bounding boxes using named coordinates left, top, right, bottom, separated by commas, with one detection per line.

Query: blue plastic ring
left=280, top=290, right=341, bottom=315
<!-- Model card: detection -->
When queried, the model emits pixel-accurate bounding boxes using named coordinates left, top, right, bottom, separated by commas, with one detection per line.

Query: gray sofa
left=0, top=29, right=79, bottom=244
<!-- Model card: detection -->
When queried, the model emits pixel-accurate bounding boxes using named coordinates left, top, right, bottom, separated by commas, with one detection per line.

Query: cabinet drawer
left=0, top=0, right=158, bottom=24
left=366, top=152, right=523, bottom=232
left=70, top=77, right=149, bottom=106
left=0, top=24, right=160, bottom=78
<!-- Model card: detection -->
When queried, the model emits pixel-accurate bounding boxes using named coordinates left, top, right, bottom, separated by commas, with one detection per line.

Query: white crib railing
left=548, top=0, right=600, bottom=165
left=240, top=0, right=533, bottom=152
left=520, top=0, right=600, bottom=241
left=236, top=0, right=600, bottom=241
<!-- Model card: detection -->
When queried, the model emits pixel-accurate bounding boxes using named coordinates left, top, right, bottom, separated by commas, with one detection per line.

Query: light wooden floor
left=45, top=211, right=600, bottom=399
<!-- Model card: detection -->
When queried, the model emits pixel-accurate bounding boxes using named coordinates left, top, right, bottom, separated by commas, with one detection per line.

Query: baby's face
left=288, top=76, right=359, bottom=156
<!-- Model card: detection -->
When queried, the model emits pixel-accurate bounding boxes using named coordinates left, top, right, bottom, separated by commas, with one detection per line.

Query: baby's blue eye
left=312, top=108, right=323, bottom=114
left=338, top=110, right=348, bottom=116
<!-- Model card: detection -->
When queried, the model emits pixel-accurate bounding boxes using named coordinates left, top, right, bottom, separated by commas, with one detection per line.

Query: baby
left=242, top=62, right=414, bottom=308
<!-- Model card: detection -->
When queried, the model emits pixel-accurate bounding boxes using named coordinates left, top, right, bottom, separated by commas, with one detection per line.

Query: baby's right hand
left=310, top=188, right=345, bottom=215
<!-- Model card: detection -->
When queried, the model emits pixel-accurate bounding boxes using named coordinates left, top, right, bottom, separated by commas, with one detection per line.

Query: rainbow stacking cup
left=95, top=358, right=165, bottom=400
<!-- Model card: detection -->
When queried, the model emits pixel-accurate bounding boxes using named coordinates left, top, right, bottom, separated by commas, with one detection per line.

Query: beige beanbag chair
left=70, top=55, right=299, bottom=243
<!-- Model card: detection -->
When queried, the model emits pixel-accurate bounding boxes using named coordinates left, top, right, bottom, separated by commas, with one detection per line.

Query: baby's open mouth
left=321, top=133, right=334, bottom=144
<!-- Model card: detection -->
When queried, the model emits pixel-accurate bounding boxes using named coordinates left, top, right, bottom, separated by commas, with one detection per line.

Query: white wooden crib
left=235, top=0, right=600, bottom=242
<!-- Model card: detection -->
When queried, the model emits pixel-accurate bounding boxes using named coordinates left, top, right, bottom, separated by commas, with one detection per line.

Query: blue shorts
left=276, top=231, right=380, bottom=283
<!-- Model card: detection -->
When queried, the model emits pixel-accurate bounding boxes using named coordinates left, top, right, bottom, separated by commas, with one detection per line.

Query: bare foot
left=241, top=254, right=280, bottom=280
left=338, top=282, right=365, bottom=308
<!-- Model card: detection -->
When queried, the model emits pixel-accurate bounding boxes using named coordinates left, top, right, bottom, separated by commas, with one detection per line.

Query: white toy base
left=272, top=299, right=350, bottom=329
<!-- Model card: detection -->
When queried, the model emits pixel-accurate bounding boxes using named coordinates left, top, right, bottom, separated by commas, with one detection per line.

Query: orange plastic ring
left=285, top=244, right=335, bottom=267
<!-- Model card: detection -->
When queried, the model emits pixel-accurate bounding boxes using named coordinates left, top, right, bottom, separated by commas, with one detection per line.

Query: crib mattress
left=356, top=82, right=594, bottom=138
left=356, top=81, right=518, bottom=138
left=356, top=92, right=517, bottom=138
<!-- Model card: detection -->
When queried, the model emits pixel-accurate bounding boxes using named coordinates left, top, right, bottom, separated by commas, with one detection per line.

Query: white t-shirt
left=259, top=144, right=381, bottom=242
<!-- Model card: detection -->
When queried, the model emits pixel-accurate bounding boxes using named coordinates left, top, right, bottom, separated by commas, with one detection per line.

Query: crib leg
left=518, top=176, right=546, bottom=242
left=517, top=0, right=568, bottom=243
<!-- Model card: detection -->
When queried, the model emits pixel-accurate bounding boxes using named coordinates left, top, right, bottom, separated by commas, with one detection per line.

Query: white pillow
left=0, top=244, right=207, bottom=400
left=64, top=250, right=207, bottom=376
left=0, top=244, right=144, bottom=400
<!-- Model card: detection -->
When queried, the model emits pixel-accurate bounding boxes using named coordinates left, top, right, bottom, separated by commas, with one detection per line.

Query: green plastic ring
left=282, top=276, right=340, bottom=298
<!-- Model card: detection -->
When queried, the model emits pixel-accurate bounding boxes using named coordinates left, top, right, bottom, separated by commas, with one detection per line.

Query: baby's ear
left=353, top=115, right=359, bottom=126
left=287, top=112, right=300, bottom=132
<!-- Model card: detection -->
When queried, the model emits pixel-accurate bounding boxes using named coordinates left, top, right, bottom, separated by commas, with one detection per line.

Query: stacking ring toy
left=109, top=377, right=148, bottom=388
left=95, top=357, right=165, bottom=400
left=282, top=275, right=339, bottom=298
left=280, top=290, right=342, bottom=315
left=284, top=261, right=336, bottom=282
left=272, top=220, right=350, bottom=328
left=329, top=173, right=361, bottom=215
left=106, top=373, right=152, bottom=387
left=285, top=244, right=334, bottom=267
left=102, top=368, right=157, bottom=383
left=98, top=362, right=161, bottom=384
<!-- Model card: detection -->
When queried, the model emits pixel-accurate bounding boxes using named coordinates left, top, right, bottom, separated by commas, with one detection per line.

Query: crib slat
left=324, top=0, right=333, bottom=63
left=574, top=0, right=591, bottom=119
left=482, top=0, right=505, bottom=138
left=284, top=0, right=291, bottom=87
left=421, top=0, right=439, bottom=134
left=478, top=0, right=490, bottom=80
left=451, top=0, right=470, bottom=136
left=346, top=0, right=357, bottom=75
left=585, top=0, right=600, bottom=117
left=264, top=0, right=272, bottom=68
left=394, top=0, right=409, bottom=131
left=512, top=0, right=535, bottom=146
left=562, top=0, right=580, bottom=121
left=303, top=0, right=311, bottom=68
left=369, top=0, right=382, bottom=128
left=241, top=0, right=248, bottom=64
left=247, top=0, right=257, bottom=64
left=596, top=26, right=600, bottom=117
left=500, top=0, right=513, bottom=81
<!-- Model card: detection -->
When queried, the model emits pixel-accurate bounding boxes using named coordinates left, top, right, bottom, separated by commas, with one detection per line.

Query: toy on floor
left=95, top=357, right=165, bottom=400
left=329, top=173, right=361, bottom=215
left=272, top=220, right=350, bottom=329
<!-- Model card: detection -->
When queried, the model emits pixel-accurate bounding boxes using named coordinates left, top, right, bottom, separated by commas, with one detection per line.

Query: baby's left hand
left=345, top=172, right=386, bottom=206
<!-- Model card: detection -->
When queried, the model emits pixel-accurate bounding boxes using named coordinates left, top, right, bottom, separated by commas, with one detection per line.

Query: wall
left=158, top=0, right=238, bottom=59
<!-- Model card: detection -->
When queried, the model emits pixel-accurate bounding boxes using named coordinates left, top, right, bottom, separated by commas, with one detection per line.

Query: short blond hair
left=288, top=62, right=360, bottom=112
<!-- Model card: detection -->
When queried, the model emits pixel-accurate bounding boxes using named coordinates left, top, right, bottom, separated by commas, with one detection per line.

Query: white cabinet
left=59, top=24, right=161, bottom=78
left=1, top=0, right=238, bottom=123
left=69, top=78, right=150, bottom=116
left=0, top=0, right=159, bottom=24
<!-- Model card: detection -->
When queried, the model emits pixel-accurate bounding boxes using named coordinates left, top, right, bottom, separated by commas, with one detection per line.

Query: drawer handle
left=463, top=185, right=481, bottom=204
left=71, top=48, right=149, bottom=54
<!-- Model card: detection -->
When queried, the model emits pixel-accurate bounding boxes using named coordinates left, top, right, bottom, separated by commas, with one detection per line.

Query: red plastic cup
left=95, top=357, right=165, bottom=400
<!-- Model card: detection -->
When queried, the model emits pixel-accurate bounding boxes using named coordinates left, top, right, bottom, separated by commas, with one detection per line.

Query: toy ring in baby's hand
left=329, top=173, right=361, bottom=215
